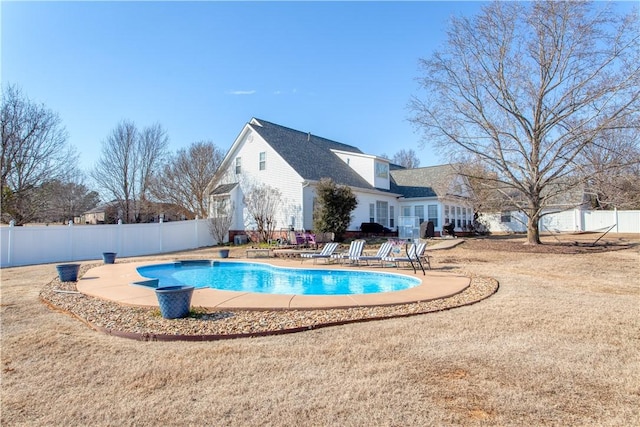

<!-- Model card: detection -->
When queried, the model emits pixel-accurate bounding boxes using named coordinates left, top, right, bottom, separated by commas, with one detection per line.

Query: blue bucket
left=155, top=286, right=194, bottom=319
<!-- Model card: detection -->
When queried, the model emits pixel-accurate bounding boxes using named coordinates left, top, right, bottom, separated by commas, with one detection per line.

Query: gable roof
left=250, top=118, right=375, bottom=189
left=390, top=164, right=456, bottom=198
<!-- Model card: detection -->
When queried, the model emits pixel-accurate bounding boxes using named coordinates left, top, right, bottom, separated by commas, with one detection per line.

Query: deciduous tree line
left=90, top=120, right=223, bottom=223
left=1, top=85, right=224, bottom=225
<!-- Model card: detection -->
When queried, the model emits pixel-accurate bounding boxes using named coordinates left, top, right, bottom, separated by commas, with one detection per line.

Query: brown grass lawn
left=1, top=234, right=639, bottom=426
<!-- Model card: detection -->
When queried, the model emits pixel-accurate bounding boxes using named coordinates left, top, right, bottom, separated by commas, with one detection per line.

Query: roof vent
left=307, top=132, right=311, bottom=142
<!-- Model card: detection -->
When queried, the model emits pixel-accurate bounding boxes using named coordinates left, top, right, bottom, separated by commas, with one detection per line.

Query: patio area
left=76, top=257, right=471, bottom=310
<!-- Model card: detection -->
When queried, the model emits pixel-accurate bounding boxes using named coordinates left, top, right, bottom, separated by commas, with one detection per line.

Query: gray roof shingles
left=250, top=119, right=375, bottom=189
left=247, top=118, right=449, bottom=199
left=390, top=165, right=455, bottom=198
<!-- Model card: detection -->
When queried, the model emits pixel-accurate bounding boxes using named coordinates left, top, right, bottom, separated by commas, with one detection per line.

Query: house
left=81, top=200, right=192, bottom=224
left=206, top=118, right=474, bottom=241
left=81, top=202, right=119, bottom=224
left=477, top=180, right=594, bottom=234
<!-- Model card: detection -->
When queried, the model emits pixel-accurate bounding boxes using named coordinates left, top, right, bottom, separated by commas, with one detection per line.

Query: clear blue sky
left=3, top=1, right=488, bottom=174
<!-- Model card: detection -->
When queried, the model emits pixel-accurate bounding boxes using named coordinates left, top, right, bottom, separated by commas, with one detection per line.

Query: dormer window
left=375, top=162, right=388, bottom=178
left=235, top=157, right=241, bottom=174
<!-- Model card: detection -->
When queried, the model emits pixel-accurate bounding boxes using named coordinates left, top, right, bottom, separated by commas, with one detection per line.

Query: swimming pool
left=136, top=261, right=421, bottom=296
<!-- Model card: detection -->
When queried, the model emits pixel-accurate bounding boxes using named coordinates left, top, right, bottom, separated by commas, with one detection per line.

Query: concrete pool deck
left=77, top=257, right=471, bottom=310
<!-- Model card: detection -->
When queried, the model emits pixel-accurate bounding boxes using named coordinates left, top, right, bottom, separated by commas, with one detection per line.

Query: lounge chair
left=351, top=241, right=394, bottom=266
left=331, top=239, right=366, bottom=264
left=383, top=241, right=430, bottom=274
left=300, top=242, right=339, bottom=263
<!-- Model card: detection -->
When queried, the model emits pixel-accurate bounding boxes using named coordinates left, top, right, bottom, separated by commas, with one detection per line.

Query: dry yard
left=1, top=233, right=639, bottom=426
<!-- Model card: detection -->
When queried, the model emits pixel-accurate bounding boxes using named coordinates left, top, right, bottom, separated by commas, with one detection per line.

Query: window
left=389, top=206, right=395, bottom=228
left=414, top=206, right=424, bottom=224
left=376, top=201, right=388, bottom=227
left=444, top=205, right=450, bottom=225
left=259, top=152, right=266, bottom=170
left=428, top=204, right=438, bottom=227
left=235, top=157, right=241, bottom=174
left=369, top=204, right=375, bottom=222
left=211, top=197, right=229, bottom=216
left=456, top=206, right=462, bottom=228
left=402, top=206, right=411, bottom=217
left=375, top=162, right=388, bottom=178
left=501, top=211, right=512, bottom=223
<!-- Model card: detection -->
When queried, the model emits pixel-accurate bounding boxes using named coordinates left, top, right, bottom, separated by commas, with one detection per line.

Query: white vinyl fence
left=479, top=209, right=640, bottom=234
left=0, top=219, right=217, bottom=268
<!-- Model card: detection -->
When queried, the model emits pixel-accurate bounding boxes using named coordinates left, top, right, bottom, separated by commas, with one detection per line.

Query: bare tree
left=137, top=123, right=169, bottom=216
left=410, top=1, right=639, bottom=244
left=38, top=179, right=100, bottom=224
left=243, top=184, right=282, bottom=243
left=1, top=84, right=77, bottom=224
left=207, top=199, right=234, bottom=244
left=392, top=149, right=421, bottom=168
left=92, top=121, right=168, bottom=223
left=458, top=156, right=505, bottom=213
left=92, top=120, right=137, bottom=222
left=579, top=127, right=640, bottom=210
left=149, top=141, right=223, bottom=218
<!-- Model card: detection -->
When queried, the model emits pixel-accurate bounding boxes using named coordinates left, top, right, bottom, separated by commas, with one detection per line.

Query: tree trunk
left=526, top=210, right=542, bottom=245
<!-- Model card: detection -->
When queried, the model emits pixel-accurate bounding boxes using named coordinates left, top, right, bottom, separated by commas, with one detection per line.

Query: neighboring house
left=81, top=200, right=191, bottom=224
left=478, top=182, right=593, bottom=233
left=81, top=202, right=118, bottom=224
left=206, top=118, right=474, bottom=240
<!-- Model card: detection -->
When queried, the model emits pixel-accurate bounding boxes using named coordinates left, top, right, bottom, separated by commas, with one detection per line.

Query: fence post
left=7, top=220, right=14, bottom=265
left=117, top=219, right=123, bottom=256
left=68, top=220, right=74, bottom=262
left=159, top=218, right=163, bottom=253
left=194, top=216, right=199, bottom=248
left=614, top=208, right=619, bottom=233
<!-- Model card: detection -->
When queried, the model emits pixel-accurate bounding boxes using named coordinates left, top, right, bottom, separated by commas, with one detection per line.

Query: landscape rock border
left=40, top=263, right=499, bottom=342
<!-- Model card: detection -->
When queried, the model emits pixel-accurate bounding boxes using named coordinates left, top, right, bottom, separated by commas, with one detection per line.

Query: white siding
left=331, top=150, right=390, bottom=190
left=218, top=128, right=305, bottom=232
left=478, top=211, right=528, bottom=233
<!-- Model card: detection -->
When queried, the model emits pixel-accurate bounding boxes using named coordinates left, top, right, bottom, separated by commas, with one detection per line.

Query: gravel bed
left=40, top=263, right=498, bottom=340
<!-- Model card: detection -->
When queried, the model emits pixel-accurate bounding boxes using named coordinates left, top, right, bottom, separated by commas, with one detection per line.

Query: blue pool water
left=136, top=261, right=421, bottom=296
